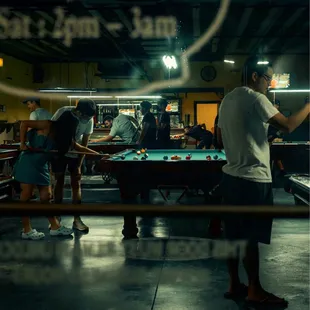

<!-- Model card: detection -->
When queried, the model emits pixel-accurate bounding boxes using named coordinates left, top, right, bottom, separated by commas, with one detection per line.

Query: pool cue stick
left=22, top=147, right=111, bottom=157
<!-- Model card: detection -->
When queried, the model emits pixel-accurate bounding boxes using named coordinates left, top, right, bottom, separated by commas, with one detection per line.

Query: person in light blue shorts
left=13, top=111, right=99, bottom=240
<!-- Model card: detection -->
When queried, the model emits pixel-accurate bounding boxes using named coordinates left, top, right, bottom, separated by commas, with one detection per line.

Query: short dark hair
left=76, top=99, right=96, bottom=117
left=158, top=99, right=168, bottom=108
left=22, top=97, right=41, bottom=106
left=140, top=101, right=152, bottom=110
left=103, top=115, right=113, bottom=122
left=242, top=56, right=273, bottom=85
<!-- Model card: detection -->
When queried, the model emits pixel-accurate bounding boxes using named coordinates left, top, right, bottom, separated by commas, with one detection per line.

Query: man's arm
left=216, top=127, right=224, bottom=149
left=92, top=135, right=114, bottom=143
left=138, top=122, right=150, bottom=144
left=255, top=95, right=309, bottom=134
left=268, top=103, right=309, bottom=133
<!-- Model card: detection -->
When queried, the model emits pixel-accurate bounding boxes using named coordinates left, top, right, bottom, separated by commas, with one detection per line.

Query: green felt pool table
left=100, top=149, right=227, bottom=185
left=98, top=148, right=227, bottom=237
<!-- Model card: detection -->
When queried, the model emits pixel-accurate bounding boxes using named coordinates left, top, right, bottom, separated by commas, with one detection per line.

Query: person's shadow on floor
left=231, top=298, right=288, bottom=310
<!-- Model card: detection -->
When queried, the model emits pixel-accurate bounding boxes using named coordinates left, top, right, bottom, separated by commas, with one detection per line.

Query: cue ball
left=163, top=156, right=168, bottom=160
left=137, top=151, right=141, bottom=155
left=213, top=155, right=218, bottom=160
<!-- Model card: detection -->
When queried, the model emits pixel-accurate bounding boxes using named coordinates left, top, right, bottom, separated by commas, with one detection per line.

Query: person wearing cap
left=22, top=97, right=52, bottom=121
left=138, top=101, right=157, bottom=149
left=50, top=99, right=96, bottom=233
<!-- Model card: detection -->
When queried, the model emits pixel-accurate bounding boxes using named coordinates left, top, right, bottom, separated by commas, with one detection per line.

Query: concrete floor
left=0, top=177, right=308, bottom=310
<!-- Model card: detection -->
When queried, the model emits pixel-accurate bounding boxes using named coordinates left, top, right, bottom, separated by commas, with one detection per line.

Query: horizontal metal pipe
left=0, top=203, right=308, bottom=218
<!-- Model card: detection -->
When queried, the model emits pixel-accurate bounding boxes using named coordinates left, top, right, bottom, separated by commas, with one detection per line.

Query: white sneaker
left=50, top=226, right=73, bottom=236
left=22, top=229, right=45, bottom=240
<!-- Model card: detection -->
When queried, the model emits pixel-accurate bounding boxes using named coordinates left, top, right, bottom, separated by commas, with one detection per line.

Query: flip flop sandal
left=246, top=293, right=288, bottom=307
left=224, top=284, right=248, bottom=299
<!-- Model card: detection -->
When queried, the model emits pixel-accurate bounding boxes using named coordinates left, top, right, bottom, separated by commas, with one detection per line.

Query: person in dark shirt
left=184, top=124, right=214, bottom=149
left=157, top=99, right=171, bottom=148
left=138, top=101, right=157, bottom=149
left=213, top=115, right=220, bottom=148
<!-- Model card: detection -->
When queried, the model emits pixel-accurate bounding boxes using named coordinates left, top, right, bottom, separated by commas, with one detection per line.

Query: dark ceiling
left=0, top=0, right=309, bottom=67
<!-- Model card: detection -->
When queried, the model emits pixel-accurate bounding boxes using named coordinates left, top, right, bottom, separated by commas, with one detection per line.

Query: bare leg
left=20, top=183, right=35, bottom=233
left=38, top=185, right=60, bottom=230
left=70, top=170, right=88, bottom=231
left=53, top=172, right=65, bottom=204
left=227, top=257, right=241, bottom=292
left=243, top=242, right=286, bottom=303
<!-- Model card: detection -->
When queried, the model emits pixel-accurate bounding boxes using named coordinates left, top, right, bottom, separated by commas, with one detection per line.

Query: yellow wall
left=0, top=54, right=308, bottom=123
left=0, top=54, right=34, bottom=122
left=179, top=92, right=222, bottom=123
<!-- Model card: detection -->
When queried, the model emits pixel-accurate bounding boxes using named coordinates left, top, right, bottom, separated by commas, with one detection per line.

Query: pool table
left=0, top=149, right=19, bottom=201
left=99, top=148, right=226, bottom=237
left=288, top=174, right=310, bottom=206
left=270, top=141, right=309, bottom=173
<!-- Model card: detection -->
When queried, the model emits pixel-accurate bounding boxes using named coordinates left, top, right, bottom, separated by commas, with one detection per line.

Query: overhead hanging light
left=162, top=55, right=178, bottom=69
left=39, top=88, right=97, bottom=93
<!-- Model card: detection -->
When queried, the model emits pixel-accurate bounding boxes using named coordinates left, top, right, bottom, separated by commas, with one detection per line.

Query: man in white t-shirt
left=218, top=56, right=309, bottom=307
left=22, top=97, right=52, bottom=120
left=92, top=114, right=140, bottom=143
left=51, top=99, right=96, bottom=232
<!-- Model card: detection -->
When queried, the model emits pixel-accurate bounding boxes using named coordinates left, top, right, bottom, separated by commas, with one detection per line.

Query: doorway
left=194, top=101, right=220, bottom=133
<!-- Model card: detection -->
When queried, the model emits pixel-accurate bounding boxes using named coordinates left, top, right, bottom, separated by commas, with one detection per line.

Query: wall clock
left=201, top=65, right=216, bottom=82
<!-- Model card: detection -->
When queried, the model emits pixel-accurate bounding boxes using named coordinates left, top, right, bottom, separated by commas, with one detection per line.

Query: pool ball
left=163, top=156, right=168, bottom=160
left=141, top=157, right=146, bottom=160
left=137, top=151, right=141, bottom=155
left=186, top=156, right=191, bottom=160
left=141, top=149, right=146, bottom=153
left=145, top=153, right=149, bottom=158
left=121, top=155, right=125, bottom=160
left=188, top=153, right=192, bottom=157
left=206, top=155, right=211, bottom=161
left=133, top=156, right=139, bottom=160
left=213, top=155, right=218, bottom=160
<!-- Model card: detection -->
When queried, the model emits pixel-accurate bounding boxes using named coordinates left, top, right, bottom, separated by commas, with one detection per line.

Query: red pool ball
left=186, top=156, right=191, bottom=160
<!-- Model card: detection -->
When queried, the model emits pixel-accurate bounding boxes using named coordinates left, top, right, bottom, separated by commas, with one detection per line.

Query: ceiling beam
left=280, top=20, right=310, bottom=52
left=114, top=9, right=133, bottom=32
left=248, top=8, right=285, bottom=53
left=267, top=8, right=306, bottom=50
left=226, top=8, right=253, bottom=54
left=88, top=10, right=152, bottom=82
left=192, top=6, right=201, bottom=39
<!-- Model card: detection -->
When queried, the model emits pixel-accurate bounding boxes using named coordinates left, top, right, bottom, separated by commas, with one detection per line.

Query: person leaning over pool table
left=91, top=114, right=140, bottom=144
left=182, top=124, right=214, bottom=149
left=217, top=55, right=309, bottom=307
left=51, top=99, right=96, bottom=233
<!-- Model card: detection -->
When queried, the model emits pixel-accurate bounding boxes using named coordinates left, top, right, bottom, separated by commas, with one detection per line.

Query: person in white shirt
left=51, top=99, right=96, bottom=232
left=22, top=97, right=52, bottom=120
left=92, top=114, right=140, bottom=143
left=217, top=56, right=309, bottom=307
